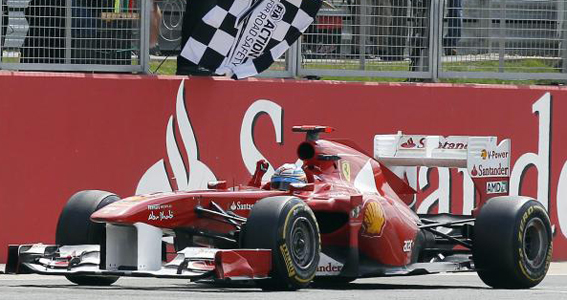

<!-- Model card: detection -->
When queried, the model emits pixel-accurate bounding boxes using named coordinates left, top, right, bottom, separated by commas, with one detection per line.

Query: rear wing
left=374, top=133, right=511, bottom=179
left=374, top=133, right=511, bottom=212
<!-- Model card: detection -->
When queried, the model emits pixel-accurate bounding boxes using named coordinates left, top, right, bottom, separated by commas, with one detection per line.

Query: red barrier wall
left=1, top=73, right=567, bottom=262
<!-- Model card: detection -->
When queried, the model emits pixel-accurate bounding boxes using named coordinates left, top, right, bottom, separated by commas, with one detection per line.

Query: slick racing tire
left=56, top=190, right=121, bottom=286
left=473, top=196, right=552, bottom=289
left=240, top=196, right=320, bottom=291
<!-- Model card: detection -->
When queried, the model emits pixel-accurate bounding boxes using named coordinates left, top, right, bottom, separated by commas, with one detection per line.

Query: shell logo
left=481, top=149, right=488, bottom=160
left=363, top=201, right=386, bottom=236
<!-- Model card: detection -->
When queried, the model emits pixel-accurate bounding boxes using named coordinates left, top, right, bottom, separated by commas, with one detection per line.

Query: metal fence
left=2, top=0, right=566, bottom=81
left=438, top=0, right=567, bottom=80
left=297, top=0, right=567, bottom=81
left=0, top=0, right=149, bottom=72
left=299, top=0, right=433, bottom=79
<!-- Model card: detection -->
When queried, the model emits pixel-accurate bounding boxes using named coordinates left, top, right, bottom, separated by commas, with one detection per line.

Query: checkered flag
left=180, top=0, right=322, bottom=79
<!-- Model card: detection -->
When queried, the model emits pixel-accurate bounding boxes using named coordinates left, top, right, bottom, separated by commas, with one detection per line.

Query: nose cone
left=90, top=192, right=194, bottom=228
left=90, top=196, right=147, bottom=224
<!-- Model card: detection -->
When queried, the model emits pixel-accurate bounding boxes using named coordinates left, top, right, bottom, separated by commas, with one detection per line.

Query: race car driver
left=270, top=164, right=308, bottom=191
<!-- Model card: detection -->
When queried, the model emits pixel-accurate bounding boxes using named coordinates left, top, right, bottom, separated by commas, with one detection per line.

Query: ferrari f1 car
left=7, top=126, right=553, bottom=290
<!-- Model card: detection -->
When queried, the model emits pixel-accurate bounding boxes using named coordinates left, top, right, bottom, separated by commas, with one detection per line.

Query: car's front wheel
left=240, top=196, right=320, bottom=291
left=56, top=190, right=121, bottom=286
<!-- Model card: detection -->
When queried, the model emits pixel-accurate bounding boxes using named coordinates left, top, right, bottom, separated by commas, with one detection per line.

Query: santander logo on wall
left=135, top=79, right=288, bottom=194
left=398, top=92, right=566, bottom=238
left=134, top=80, right=567, bottom=244
left=136, top=80, right=216, bottom=194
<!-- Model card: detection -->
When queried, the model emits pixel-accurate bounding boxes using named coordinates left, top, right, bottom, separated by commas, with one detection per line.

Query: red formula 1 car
left=7, top=126, right=553, bottom=290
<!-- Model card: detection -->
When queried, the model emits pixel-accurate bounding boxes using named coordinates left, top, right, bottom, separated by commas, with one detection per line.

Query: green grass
left=149, top=60, right=178, bottom=75
left=439, top=59, right=561, bottom=85
left=150, top=58, right=564, bottom=85
left=443, top=59, right=558, bottom=73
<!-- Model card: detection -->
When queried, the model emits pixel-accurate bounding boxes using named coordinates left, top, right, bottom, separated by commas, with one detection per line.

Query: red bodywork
left=91, top=129, right=421, bottom=268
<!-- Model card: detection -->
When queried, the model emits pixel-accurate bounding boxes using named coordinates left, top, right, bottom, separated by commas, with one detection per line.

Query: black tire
left=240, top=196, right=321, bottom=291
left=473, top=196, right=553, bottom=289
left=56, top=190, right=121, bottom=286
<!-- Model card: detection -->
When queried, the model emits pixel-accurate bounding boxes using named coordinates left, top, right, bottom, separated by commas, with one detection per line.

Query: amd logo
left=486, top=181, right=508, bottom=194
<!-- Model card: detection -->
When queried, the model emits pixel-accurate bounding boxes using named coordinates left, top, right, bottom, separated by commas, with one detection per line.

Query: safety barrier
left=0, top=73, right=567, bottom=262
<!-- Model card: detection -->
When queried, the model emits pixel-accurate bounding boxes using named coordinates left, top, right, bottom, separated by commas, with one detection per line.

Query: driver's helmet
left=271, top=164, right=307, bottom=191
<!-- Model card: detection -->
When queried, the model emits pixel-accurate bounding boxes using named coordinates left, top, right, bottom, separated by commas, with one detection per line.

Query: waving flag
left=180, top=0, right=322, bottom=79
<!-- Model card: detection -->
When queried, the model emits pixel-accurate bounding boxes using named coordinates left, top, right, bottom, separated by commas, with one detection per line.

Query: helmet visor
left=271, top=177, right=302, bottom=191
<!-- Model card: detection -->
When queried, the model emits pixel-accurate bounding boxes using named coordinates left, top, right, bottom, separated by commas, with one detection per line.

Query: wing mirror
left=207, top=180, right=227, bottom=190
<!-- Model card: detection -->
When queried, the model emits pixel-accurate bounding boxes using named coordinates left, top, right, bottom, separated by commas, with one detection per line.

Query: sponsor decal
left=328, top=192, right=350, bottom=198
left=341, top=161, right=351, bottom=182
left=280, top=243, right=296, bottom=277
left=481, top=149, right=488, bottom=160
left=182, top=247, right=218, bottom=259
left=148, top=210, right=174, bottom=221
left=476, top=164, right=510, bottom=177
left=316, top=253, right=344, bottom=275
left=471, top=165, right=478, bottom=176
left=350, top=205, right=362, bottom=219
left=147, top=204, right=172, bottom=210
left=487, top=181, right=509, bottom=194
left=517, top=205, right=552, bottom=281
left=229, top=201, right=254, bottom=211
left=400, top=137, right=466, bottom=150
left=403, top=240, right=414, bottom=252
left=401, top=137, right=423, bottom=149
left=362, top=201, right=386, bottom=237
left=481, top=149, right=509, bottom=160
left=468, top=138, right=511, bottom=179
left=317, top=263, right=343, bottom=273
left=438, top=140, right=467, bottom=149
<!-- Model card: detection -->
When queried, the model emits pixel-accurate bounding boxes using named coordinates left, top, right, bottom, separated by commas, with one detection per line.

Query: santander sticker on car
left=316, top=253, right=344, bottom=276
left=229, top=201, right=254, bottom=211
left=467, top=137, right=511, bottom=178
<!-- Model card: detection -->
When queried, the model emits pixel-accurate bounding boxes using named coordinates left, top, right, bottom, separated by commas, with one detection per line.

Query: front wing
left=6, top=244, right=271, bottom=280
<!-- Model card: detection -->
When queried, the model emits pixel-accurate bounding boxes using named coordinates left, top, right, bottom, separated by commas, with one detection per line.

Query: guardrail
left=2, top=0, right=566, bottom=81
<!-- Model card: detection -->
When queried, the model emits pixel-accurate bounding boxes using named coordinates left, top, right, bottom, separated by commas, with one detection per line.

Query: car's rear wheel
left=56, top=190, right=121, bottom=286
left=473, top=196, right=552, bottom=289
left=240, top=196, right=320, bottom=291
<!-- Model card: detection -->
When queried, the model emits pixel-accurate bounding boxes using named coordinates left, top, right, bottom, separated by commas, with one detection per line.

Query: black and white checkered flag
left=180, top=0, right=322, bottom=79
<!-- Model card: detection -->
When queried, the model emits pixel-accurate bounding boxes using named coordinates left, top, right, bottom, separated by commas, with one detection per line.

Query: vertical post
left=480, top=0, right=491, bottom=54
left=560, top=0, right=567, bottom=78
left=140, top=0, right=150, bottom=73
left=498, top=0, right=506, bottom=73
left=430, top=0, right=442, bottom=81
left=0, top=1, right=3, bottom=68
left=359, top=0, right=369, bottom=70
left=288, top=40, right=299, bottom=78
left=65, top=0, right=72, bottom=64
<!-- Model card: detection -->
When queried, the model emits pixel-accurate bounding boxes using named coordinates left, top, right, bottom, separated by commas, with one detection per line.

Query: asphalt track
left=1, top=264, right=566, bottom=300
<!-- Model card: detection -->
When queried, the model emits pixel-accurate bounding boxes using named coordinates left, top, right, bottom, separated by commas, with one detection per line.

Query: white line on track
left=432, top=273, right=567, bottom=276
